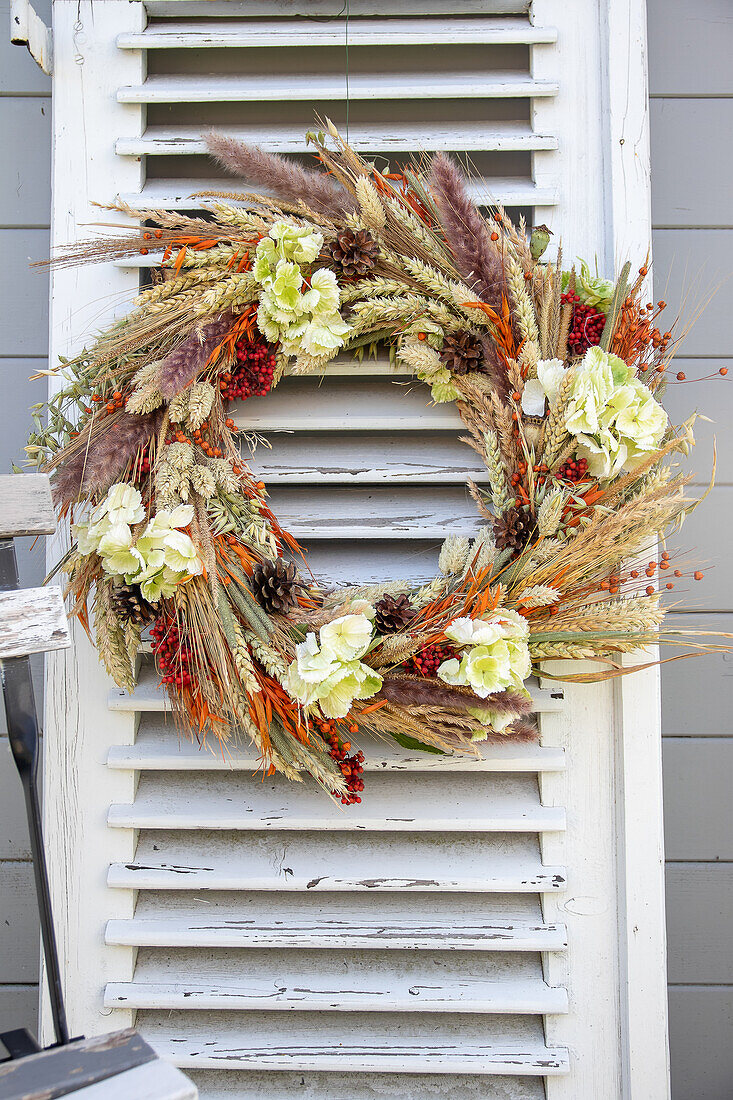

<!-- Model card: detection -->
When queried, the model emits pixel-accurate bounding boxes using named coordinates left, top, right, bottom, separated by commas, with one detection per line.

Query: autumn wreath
left=28, top=123, right=724, bottom=803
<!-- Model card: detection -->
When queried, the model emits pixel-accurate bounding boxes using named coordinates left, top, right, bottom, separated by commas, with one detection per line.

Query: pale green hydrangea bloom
left=285, top=610, right=382, bottom=718
left=72, top=485, right=204, bottom=603
left=437, top=611, right=531, bottom=699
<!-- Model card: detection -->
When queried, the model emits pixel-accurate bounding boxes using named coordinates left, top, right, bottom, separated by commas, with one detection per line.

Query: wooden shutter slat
left=106, top=667, right=565, bottom=720
left=107, top=829, right=566, bottom=893
left=116, top=122, right=557, bottom=157
left=107, top=720, right=566, bottom=771
left=107, top=771, right=566, bottom=834
left=135, top=1009, right=569, bottom=1074
left=119, top=178, right=558, bottom=210
left=117, top=72, right=558, bottom=104
left=117, top=16, right=556, bottom=50
left=105, top=913, right=568, bottom=952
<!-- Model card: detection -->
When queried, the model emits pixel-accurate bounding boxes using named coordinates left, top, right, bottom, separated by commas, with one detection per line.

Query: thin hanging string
left=344, top=0, right=351, bottom=142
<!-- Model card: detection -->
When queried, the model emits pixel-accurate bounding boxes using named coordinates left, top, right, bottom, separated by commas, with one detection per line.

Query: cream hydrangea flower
left=521, top=358, right=567, bottom=417
left=97, top=523, right=146, bottom=578
left=285, top=617, right=382, bottom=718
left=320, top=612, right=374, bottom=661
left=565, top=347, right=667, bottom=478
left=92, top=482, right=146, bottom=527
left=438, top=610, right=531, bottom=698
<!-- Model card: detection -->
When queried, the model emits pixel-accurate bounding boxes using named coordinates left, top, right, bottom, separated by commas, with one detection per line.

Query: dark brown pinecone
left=374, top=593, right=415, bottom=635
left=493, top=507, right=533, bottom=553
left=252, top=557, right=299, bottom=614
left=439, top=330, right=483, bottom=375
left=110, top=583, right=154, bottom=625
left=329, top=228, right=378, bottom=277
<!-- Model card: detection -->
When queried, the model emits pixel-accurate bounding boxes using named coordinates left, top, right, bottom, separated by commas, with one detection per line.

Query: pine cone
left=329, top=228, right=378, bottom=277
left=374, top=593, right=415, bottom=634
left=439, top=330, right=483, bottom=375
left=110, top=583, right=153, bottom=625
left=252, top=557, right=299, bottom=614
left=493, top=507, right=533, bottom=553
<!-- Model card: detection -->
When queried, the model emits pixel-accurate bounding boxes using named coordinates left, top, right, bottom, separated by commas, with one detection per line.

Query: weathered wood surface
left=0, top=475, right=55, bottom=538
left=118, top=72, right=558, bottom=104
left=108, top=830, right=566, bottom=894
left=116, top=121, right=558, bottom=158
left=0, top=587, right=69, bottom=658
left=138, top=1010, right=569, bottom=1075
left=184, top=1069, right=546, bottom=1100
left=107, top=770, right=566, bottom=834
left=0, top=1027, right=196, bottom=1100
left=117, top=15, right=557, bottom=50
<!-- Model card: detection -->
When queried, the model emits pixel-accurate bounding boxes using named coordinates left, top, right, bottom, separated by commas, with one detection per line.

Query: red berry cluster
left=219, top=335, right=277, bottom=402
left=405, top=642, right=456, bottom=678
left=561, top=291, right=605, bottom=355
left=150, top=615, right=192, bottom=690
left=322, top=729, right=365, bottom=805
left=557, top=456, right=589, bottom=483
left=131, top=444, right=152, bottom=481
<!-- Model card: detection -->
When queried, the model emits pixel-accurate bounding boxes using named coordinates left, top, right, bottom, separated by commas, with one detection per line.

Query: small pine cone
left=329, top=228, right=378, bottom=277
left=439, top=330, right=484, bottom=375
left=252, top=557, right=299, bottom=614
left=374, top=593, right=415, bottom=635
left=110, top=582, right=154, bottom=625
left=493, top=506, right=533, bottom=553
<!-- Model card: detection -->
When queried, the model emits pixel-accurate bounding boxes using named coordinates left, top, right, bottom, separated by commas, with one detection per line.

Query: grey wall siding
left=0, top=0, right=50, bottom=1033
left=648, top=1, right=733, bottom=1097
left=1, top=0, right=731, bottom=1079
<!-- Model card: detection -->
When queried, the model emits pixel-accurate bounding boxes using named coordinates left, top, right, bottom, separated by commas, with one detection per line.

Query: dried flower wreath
left=28, top=122, right=726, bottom=804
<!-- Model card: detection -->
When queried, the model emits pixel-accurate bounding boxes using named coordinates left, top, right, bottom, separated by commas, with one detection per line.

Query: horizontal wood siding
left=0, top=0, right=51, bottom=1037
left=648, top=0, right=733, bottom=1095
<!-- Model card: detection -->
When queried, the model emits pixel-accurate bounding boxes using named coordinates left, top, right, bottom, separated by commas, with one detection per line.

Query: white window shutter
left=44, top=2, right=669, bottom=1098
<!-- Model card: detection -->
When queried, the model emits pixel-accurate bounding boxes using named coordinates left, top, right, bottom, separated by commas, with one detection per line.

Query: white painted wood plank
left=248, top=432, right=487, bottom=484
left=0, top=587, right=69, bottom=658
left=107, top=771, right=566, bottom=833
left=108, top=831, right=567, bottom=893
left=107, top=667, right=565, bottom=720
left=117, top=17, right=557, bottom=50
left=106, top=717, right=565, bottom=772
left=118, top=73, right=558, bottom=104
left=106, top=914, right=567, bottom=953
left=107, top=974, right=568, bottom=1016
left=0, top=474, right=55, bottom=537
left=145, top=2, right=532, bottom=16
left=59, top=1060, right=198, bottom=1100
left=234, top=378, right=462, bottom=433
left=185, top=1069, right=545, bottom=1100
left=260, top=485, right=479, bottom=539
left=140, top=1010, right=569, bottom=1074
left=119, top=177, right=558, bottom=211
left=116, top=122, right=558, bottom=157
left=42, top=0, right=146, bottom=1043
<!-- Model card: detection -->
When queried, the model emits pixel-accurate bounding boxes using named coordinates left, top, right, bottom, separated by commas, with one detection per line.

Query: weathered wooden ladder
left=0, top=473, right=197, bottom=1100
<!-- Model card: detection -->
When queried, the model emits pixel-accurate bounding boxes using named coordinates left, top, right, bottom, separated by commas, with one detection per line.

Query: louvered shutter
left=44, top=2, right=670, bottom=1097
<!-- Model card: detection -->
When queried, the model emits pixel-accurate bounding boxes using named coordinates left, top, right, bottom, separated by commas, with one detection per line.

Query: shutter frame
left=43, top=1, right=669, bottom=1096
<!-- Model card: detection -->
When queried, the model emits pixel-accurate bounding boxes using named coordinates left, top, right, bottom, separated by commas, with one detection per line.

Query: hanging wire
left=299, top=2, right=351, bottom=141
